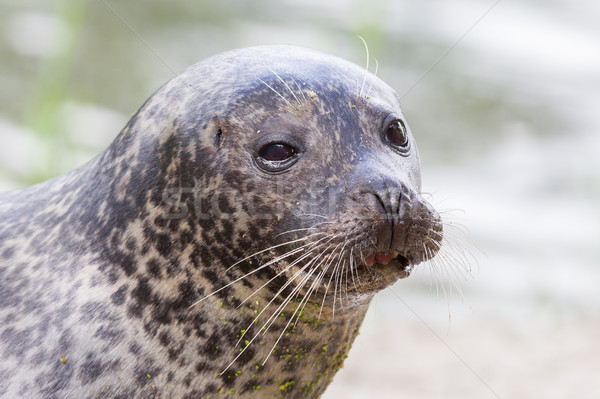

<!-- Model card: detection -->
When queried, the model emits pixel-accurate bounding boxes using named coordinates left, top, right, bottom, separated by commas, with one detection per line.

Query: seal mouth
left=282, top=250, right=413, bottom=300
left=366, top=252, right=413, bottom=280
left=364, top=252, right=395, bottom=267
left=324, top=251, right=414, bottom=295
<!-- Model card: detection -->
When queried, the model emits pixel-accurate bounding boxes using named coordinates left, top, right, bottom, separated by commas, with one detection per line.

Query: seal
left=0, top=45, right=442, bottom=398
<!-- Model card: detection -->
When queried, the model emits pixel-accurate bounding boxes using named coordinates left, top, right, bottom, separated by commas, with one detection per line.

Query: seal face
left=0, top=45, right=442, bottom=398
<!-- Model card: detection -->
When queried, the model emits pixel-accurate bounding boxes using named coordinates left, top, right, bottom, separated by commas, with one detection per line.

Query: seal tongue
left=365, top=253, right=394, bottom=266
left=375, top=253, right=393, bottom=265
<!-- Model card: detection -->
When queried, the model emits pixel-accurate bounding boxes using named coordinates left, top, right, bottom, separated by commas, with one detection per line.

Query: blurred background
left=1, top=0, right=599, bottom=397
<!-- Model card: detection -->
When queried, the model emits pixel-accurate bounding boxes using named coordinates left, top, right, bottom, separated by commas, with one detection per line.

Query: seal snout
left=356, top=178, right=443, bottom=268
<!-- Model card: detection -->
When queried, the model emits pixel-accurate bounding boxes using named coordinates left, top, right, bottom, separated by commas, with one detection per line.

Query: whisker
left=318, top=244, right=347, bottom=318
left=332, top=252, right=346, bottom=313
left=258, top=78, right=297, bottom=110
left=224, top=232, right=327, bottom=273
left=255, top=253, right=332, bottom=351
left=291, top=255, right=332, bottom=330
left=316, top=246, right=345, bottom=320
left=268, top=67, right=303, bottom=107
left=365, top=57, right=379, bottom=98
left=301, top=213, right=329, bottom=219
left=274, top=226, right=318, bottom=238
left=234, top=235, right=343, bottom=350
left=344, top=256, right=350, bottom=301
left=221, top=248, right=328, bottom=373
left=260, top=270, right=320, bottom=366
left=290, top=76, right=309, bottom=105
left=237, top=235, right=338, bottom=314
left=235, top=248, right=324, bottom=347
left=293, top=247, right=340, bottom=326
left=189, top=234, right=328, bottom=307
left=331, top=239, right=351, bottom=309
left=357, top=35, right=370, bottom=98
left=349, top=249, right=360, bottom=292
left=236, top=241, right=330, bottom=314
left=282, top=252, right=336, bottom=335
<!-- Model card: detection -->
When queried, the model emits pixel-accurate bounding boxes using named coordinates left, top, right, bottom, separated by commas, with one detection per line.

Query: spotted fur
left=0, top=46, right=442, bottom=398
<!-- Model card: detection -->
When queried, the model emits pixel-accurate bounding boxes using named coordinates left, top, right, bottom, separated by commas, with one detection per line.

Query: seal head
left=0, top=45, right=442, bottom=398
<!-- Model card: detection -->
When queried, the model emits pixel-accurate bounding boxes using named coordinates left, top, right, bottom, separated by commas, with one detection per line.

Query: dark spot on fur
left=94, top=325, right=124, bottom=342
left=204, top=331, right=222, bottom=360
left=152, top=302, right=172, bottom=325
left=236, top=345, right=256, bottom=367
left=134, top=363, right=160, bottom=388
left=79, top=354, right=120, bottom=385
left=155, top=233, right=173, bottom=257
left=183, top=373, right=193, bottom=387
left=106, top=268, right=120, bottom=284
left=168, top=342, right=184, bottom=361
left=219, top=370, right=238, bottom=387
left=247, top=224, right=261, bottom=241
left=58, top=329, right=73, bottom=353
left=111, top=284, right=128, bottom=306
left=180, top=229, right=194, bottom=247
left=159, top=331, right=171, bottom=347
left=165, top=258, right=180, bottom=277
left=146, top=258, right=162, bottom=279
left=202, top=383, right=218, bottom=397
left=125, top=238, right=136, bottom=251
left=112, top=251, right=137, bottom=277
left=221, top=220, right=234, bottom=239
left=80, top=301, right=115, bottom=323
left=129, top=342, right=141, bottom=355
left=127, top=302, right=143, bottom=318
left=131, top=277, right=153, bottom=306
left=143, top=321, right=159, bottom=337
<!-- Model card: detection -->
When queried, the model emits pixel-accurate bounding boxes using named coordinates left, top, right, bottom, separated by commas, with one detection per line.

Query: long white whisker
left=268, top=67, right=302, bottom=106
left=235, top=250, right=322, bottom=347
left=365, top=57, right=379, bottom=98
left=221, top=246, right=329, bottom=373
left=236, top=240, right=332, bottom=314
left=291, top=255, right=332, bottom=329
left=234, top=235, right=342, bottom=349
left=290, top=76, right=309, bottom=105
left=357, top=35, right=370, bottom=98
left=318, top=244, right=346, bottom=319
left=274, top=226, right=318, bottom=238
left=189, top=234, right=328, bottom=307
left=331, top=253, right=346, bottom=314
left=226, top=233, right=324, bottom=272
left=260, top=249, right=337, bottom=365
left=258, top=78, right=297, bottom=110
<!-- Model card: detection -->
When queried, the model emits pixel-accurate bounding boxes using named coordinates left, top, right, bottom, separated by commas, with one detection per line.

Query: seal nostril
left=358, top=189, right=390, bottom=214
left=372, top=192, right=388, bottom=214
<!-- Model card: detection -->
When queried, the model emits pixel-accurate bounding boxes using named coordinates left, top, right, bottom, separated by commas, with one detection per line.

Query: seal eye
left=259, top=143, right=296, bottom=162
left=255, top=141, right=300, bottom=173
left=385, top=120, right=409, bottom=148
